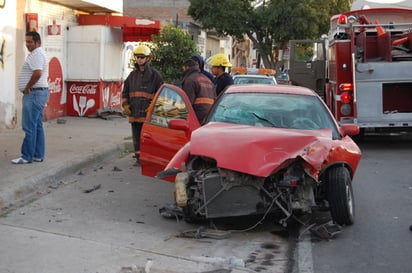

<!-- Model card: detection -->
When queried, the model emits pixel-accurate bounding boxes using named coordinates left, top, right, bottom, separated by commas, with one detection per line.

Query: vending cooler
left=66, top=25, right=123, bottom=117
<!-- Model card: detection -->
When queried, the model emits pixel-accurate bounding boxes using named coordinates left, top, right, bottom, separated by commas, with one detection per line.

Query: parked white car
left=233, top=74, right=277, bottom=85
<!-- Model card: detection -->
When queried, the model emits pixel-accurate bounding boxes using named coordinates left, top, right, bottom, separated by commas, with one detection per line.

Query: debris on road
left=83, top=184, right=101, bottom=193
left=159, top=203, right=183, bottom=219
left=298, top=221, right=343, bottom=241
left=112, top=166, right=123, bottom=172
left=177, top=227, right=231, bottom=240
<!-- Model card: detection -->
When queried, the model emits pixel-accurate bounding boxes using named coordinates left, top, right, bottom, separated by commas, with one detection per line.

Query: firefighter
left=181, top=59, right=216, bottom=124
left=122, top=45, right=163, bottom=165
left=208, top=53, right=233, bottom=96
left=191, top=55, right=215, bottom=84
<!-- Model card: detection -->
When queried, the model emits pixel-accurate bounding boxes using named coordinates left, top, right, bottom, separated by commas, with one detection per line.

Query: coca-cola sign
left=48, top=57, right=62, bottom=94
left=69, top=83, right=98, bottom=95
left=48, top=78, right=61, bottom=94
left=44, top=57, right=64, bottom=120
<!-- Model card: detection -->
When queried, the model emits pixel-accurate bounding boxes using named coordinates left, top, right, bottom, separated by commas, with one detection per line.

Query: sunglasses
left=135, top=55, right=147, bottom=59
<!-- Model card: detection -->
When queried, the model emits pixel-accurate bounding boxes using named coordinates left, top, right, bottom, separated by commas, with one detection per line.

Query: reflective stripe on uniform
left=130, top=91, right=154, bottom=99
left=128, top=116, right=146, bottom=123
left=194, top=97, right=214, bottom=105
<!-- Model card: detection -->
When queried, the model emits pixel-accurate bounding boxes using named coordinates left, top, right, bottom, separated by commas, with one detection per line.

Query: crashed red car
left=140, top=83, right=362, bottom=226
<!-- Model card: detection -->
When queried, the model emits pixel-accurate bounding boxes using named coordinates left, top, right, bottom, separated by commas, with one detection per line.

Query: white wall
left=0, top=0, right=17, bottom=130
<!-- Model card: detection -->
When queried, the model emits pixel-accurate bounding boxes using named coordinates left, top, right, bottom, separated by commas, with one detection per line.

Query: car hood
left=190, top=122, right=333, bottom=177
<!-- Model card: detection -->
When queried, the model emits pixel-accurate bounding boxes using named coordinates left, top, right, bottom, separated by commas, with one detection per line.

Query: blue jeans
left=21, top=90, right=50, bottom=161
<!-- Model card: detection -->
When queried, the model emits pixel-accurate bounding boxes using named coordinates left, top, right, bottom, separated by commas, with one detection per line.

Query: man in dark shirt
left=208, top=53, right=233, bottom=96
left=181, top=59, right=216, bottom=124
left=191, top=55, right=215, bottom=84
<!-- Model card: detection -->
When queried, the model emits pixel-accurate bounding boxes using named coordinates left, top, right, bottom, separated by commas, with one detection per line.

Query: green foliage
left=188, top=0, right=254, bottom=40
left=188, top=0, right=354, bottom=68
left=150, top=24, right=199, bottom=83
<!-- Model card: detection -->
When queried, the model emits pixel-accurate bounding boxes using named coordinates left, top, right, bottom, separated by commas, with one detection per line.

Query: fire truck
left=288, top=8, right=412, bottom=133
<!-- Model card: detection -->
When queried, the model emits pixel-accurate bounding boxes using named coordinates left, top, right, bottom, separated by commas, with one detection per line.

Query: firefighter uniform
left=182, top=60, right=216, bottom=124
left=215, top=72, right=234, bottom=96
left=122, top=45, right=163, bottom=163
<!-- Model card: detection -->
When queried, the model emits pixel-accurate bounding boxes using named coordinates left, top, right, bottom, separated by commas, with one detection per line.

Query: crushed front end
left=176, top=155, right=320, bottom=226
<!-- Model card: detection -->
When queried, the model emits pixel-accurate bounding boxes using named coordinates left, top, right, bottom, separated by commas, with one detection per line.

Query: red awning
left=77, top=14, right=161, bottom=42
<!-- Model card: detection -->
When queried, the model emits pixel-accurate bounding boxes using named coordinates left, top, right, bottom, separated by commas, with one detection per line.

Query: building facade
left=0, top=0, right=124, bottom=130
left=123, top=0, right=233, bottom=64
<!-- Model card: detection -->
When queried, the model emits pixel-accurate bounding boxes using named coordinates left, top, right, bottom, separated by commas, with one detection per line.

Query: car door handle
left=142, top=132, right=152, bottom=140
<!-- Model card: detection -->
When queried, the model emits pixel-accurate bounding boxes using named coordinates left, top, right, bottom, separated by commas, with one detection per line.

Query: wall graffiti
left=0, top=38, right=4, bottom=69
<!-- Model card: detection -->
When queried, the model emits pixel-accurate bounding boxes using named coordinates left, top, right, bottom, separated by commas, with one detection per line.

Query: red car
left=140, top=83, right=361, bottom=226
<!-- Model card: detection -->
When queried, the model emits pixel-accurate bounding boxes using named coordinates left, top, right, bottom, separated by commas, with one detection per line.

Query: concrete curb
left=0, top=141, right=132, bottom=214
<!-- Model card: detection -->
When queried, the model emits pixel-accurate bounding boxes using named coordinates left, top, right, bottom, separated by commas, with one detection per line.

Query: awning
left=77, top=14, right=161, bottom=42
left=41, top=0, right=121, bottom=13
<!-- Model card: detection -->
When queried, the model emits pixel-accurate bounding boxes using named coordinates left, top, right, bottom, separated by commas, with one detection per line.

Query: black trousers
left=131, top=122, right=143, bottom=158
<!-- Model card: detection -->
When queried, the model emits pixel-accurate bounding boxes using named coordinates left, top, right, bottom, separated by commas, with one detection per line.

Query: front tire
left=327, top=166, right=355, bottom=225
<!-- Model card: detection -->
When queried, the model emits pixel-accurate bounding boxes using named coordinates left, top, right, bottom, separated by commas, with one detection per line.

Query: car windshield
left=233, top=76, right=275, bottom=85
left=208, top=92, right=339, bottom=135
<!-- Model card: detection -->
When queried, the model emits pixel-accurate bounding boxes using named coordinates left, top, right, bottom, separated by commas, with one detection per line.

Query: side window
left=149, top=87, right=188, bottom=127
left=293, top=42, right=315, bottom=62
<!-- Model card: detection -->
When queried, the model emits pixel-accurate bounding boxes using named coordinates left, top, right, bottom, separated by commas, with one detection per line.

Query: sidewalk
left=0, top=115, right=132, bottom=212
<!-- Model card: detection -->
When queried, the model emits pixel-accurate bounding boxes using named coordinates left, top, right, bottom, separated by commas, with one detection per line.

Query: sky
left=352, top=0, right=412, bottom=10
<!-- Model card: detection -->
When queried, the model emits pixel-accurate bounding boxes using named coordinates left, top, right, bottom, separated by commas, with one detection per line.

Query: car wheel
left=327, top=166, right=355, bottom=225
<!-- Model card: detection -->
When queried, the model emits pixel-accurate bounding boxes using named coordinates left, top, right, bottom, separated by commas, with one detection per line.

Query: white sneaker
left=33, top=157, right=44, bottom=162
left=11, top=157, right=31, bottom=164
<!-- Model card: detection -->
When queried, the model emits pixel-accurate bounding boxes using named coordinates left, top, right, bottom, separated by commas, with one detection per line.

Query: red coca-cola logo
left=69, top=84, right=98, bottom=94
left=49, top=78, right=62, bottom=94
left=48, top=57, right=63, bottom=94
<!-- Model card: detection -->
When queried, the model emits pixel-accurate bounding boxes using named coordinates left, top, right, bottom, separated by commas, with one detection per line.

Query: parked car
left=140, top=83, right=361, bottom=226
left=233, top=74, right=277, bottom=85
left=276, top=68, right=290, bottom=85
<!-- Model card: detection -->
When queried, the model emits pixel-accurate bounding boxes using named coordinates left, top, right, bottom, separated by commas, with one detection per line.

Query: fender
left=156, top=142, right=191, bottom=181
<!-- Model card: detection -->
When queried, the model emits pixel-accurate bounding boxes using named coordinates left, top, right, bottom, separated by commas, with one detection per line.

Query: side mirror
left=340, top=124, right=360, bottom=136
left=168, top=119, right=189, bottom=131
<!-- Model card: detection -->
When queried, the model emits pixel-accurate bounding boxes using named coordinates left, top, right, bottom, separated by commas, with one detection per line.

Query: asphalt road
left=2, top=131, right=410, bottom=273
left=293, top=132, right=412, bottom=273
left=0, top=153, right=290, bottom=273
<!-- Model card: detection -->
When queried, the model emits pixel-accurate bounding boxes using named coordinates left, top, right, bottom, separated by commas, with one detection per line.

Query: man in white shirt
left=12, top=31, right=49, bottom=164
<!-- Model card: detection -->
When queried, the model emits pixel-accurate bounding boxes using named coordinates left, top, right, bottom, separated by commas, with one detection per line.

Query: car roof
left=232, top=74, right=274, bottom=78
left=224, top=83, right=318, bottom=97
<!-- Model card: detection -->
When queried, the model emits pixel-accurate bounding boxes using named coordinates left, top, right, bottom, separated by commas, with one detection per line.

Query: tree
left=188, top=0, right=353, bottom=69
left=150, top=23, right=199, bottom=84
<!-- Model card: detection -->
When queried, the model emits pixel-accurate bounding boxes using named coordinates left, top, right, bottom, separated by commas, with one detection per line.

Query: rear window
left=233, top=76, right=275, bottom=85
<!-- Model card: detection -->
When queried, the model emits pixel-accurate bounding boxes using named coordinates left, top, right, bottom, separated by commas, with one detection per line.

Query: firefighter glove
left=122, top=104, right=132, bottom=116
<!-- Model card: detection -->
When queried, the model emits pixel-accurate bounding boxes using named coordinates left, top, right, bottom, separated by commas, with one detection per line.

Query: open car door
left=140, top=83, right=200, bottom=179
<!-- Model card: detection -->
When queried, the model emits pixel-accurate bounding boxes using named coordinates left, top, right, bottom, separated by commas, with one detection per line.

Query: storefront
left=65, top=15, right=161, bottom=117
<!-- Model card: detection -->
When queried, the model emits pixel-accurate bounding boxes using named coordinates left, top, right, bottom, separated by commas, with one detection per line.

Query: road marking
left=297, top=231, right=314, bottom=273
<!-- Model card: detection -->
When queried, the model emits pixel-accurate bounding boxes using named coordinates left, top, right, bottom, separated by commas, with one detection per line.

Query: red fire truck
left=288, top=8, right=412, bottom=133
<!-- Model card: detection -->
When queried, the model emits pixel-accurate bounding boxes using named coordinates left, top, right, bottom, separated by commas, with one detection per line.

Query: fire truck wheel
left=326, top=166, right=355, bottom=226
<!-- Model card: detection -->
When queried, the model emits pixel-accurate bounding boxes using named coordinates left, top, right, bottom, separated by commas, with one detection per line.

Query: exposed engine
left=177, top=155, right=321, bottom=226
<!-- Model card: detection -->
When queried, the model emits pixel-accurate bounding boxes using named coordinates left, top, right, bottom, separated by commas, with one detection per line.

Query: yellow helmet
left=133, top=45, right=151, bottom=56
left=208, top=53, right=232, bottom=67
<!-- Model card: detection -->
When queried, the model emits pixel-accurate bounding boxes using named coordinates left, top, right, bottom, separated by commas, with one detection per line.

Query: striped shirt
left=18, top=47, right=49, bottom=91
